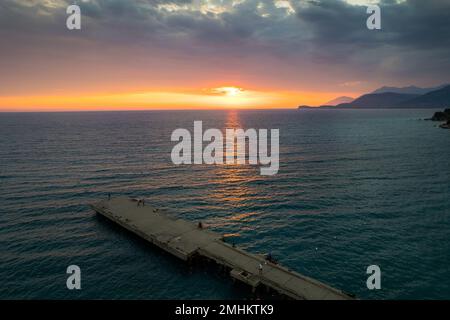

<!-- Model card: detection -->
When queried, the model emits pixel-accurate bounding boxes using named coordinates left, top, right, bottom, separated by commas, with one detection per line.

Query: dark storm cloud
left=291, top=0, right=450, bottom=82
left=2, top=0, right=450, bottom=54
left=296, top=0, right=450, bottom=50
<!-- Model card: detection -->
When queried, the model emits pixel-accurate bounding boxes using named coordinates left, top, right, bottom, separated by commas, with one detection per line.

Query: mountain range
left=338, top=92, right=420, bottom=108
left=300, top=84, right=450, bottom=109
left=398, top=85, right=450, bottom=108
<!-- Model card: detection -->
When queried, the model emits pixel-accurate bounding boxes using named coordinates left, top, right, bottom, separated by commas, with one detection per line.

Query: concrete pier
left=91, top=196, right=353, bottom=300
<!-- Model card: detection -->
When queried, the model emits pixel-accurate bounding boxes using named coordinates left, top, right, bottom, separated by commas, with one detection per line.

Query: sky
left=1, top=0, right=449, bottom=111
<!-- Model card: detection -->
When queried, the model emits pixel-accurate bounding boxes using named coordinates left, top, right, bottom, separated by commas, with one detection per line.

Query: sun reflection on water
left=204, top=110, right=266, bottom=237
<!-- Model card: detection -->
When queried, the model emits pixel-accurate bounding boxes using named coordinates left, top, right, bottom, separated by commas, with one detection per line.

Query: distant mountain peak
left=324, top=96, right=354, bottom=106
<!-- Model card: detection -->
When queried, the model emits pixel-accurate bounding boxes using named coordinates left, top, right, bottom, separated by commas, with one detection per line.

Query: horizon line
left=0, top=107, right=305, bottom=113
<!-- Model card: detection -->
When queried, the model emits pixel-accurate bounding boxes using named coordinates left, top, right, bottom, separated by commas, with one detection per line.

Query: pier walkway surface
left=91, top=196, right=353, bottom=300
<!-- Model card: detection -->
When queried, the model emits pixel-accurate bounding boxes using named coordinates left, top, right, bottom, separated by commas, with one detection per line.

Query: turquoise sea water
left=0, top=109, right=449, bottom=299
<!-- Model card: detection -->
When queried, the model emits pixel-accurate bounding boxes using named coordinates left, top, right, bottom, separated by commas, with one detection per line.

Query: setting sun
left=211, top=87, right=244, bottom=97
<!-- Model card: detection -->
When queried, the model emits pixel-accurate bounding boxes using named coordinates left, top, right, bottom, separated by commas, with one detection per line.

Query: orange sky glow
left=0, top=87, right=352, bottom=112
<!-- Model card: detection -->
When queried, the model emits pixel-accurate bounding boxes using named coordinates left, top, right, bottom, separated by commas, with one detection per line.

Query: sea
left=0, top=109, right=449, bottom=299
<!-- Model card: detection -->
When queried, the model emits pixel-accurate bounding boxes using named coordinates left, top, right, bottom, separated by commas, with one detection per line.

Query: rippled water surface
left=1, top=109, right=449, bottom=299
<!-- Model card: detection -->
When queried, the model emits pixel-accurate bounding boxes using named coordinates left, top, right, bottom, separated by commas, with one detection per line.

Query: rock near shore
left=429, top=108, right=450, bottom=121
left=439, top=120, right=450, bottom=129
